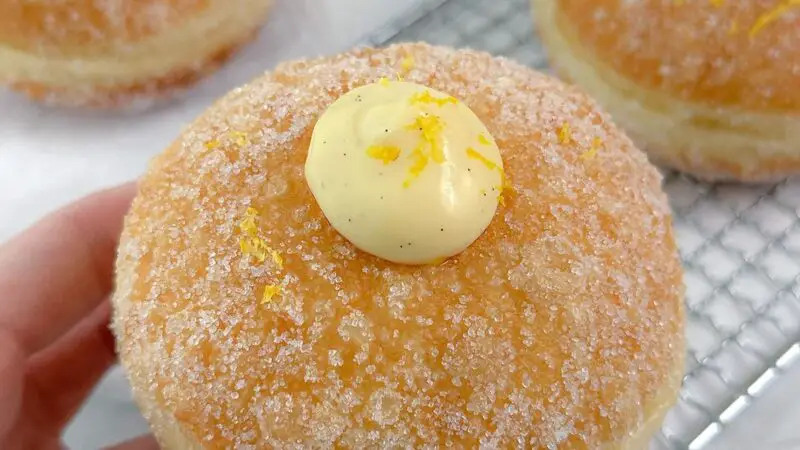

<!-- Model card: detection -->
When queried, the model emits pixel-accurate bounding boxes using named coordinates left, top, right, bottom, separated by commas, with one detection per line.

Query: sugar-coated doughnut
left=532, top=0, right=800, bottom=182
left=111, top=42, right=685, bottom=449
left=0, top=0, right=273, bottom=109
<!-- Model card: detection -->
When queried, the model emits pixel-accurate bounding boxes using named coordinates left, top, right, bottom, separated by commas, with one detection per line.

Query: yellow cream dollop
left=305, top=80, right=504, bottom=265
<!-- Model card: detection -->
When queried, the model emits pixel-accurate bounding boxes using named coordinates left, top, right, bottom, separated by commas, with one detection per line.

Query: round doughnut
left=532, top=0, right=800, bottom=182
left=0, top=0, right=273, bottom=109
left=111, top=42, right=685, bottom=449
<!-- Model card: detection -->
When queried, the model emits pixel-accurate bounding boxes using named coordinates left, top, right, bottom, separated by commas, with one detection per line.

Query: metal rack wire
left=363, top=0, right=800, bottom=448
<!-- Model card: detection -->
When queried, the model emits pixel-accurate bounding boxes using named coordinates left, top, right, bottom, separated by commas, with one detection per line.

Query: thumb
left=104, top=434, right=159, bottom=450
left=0, top=330, right=24, bottom=439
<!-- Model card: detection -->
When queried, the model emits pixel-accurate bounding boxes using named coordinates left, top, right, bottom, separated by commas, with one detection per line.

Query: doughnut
left=531, top=0, right=800, bottom=182
left=111, top=42, right=685, bottom=449
left=0, top=0, right=274, bottom=109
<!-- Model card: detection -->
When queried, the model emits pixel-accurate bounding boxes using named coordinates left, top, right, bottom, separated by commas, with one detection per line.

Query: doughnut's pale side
left=0, top=0, right=273, bottom=108
left=532, top=0, right=800, bottom=182
left=112, top=43, right=685, bottom=449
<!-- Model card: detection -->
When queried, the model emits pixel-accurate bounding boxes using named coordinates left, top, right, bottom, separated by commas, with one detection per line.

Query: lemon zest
left=474, top=134, right=507, bottom=206
left=379, top=77, right=390, bottom=87
left=366, top=145, right=402, bottom=164
left=466, top=147, right=499, bottom=171
left=240, top=237, right=268, bottom=263
left=415, top=114, right=446, bottom=163
left=237, top=208, right=286, bottom=305
left=262, top=284, right=281, bottom=304
left=497, top=169, right=511, bottom=206
left=557, top=123, right=572, bottom=145
left=204, top=139, right=220, bottom=150
left=403, top=147, right=430, bottom=188
left=238, top=207, right=283, bottom=268
left=581, top=137, right=604, bottom=160
left=230, top=131, right=249, bottom=147
left=401, top=55, right=415, bottom=73
left=749, top=0, right=800, bottom=38
left=466, top=147, right=508, bottom=205
left=270, top=249, right=283, bottom=269
left=239, top=208, right=259, bottom=236
left=401, top=113, right=448, bottom=187
left=409, top=90, right=458, bottom=107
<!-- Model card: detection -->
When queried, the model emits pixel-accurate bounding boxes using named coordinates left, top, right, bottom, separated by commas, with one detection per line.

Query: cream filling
left=305, top=80, right=505, bottom=265
left=0, top=0, right=272, bottom=87
left=532, top=0, right=800, bottom=172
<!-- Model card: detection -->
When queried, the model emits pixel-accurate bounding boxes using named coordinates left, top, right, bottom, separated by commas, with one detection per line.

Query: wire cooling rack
left=362, top=0, right=800, bottom=448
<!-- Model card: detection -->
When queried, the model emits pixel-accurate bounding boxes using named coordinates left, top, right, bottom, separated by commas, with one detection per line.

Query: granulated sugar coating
left=0, top=0, right=206, bottom=53
left=112, top=43, right=685, bottom=449
left=535, top=0, right=800, bottom=182
left=0, top=0, right=272, bottom=108
left=557, top=0, right=800, bottom=112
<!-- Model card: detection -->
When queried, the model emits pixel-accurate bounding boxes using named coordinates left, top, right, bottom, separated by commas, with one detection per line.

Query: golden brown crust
left=8, top=30, right=254, bottom=109
left=555, top=0, right=800, bottom=113
left=549, top=60, right=800, bottom=182
left=0, top=0, right=272, bottom=109
left=0, top=0, right=209, bottom=56
left=112, top=43, right=684, bottom=449
left=534, top=0, right=800, bottom=182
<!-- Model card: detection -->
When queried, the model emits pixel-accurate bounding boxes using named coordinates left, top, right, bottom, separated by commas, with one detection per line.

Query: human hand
left=0, top=183, right=158, bottom=450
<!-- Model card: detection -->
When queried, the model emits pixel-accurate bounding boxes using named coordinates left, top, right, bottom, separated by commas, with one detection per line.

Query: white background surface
left=1, top=0, right=798, bottom=448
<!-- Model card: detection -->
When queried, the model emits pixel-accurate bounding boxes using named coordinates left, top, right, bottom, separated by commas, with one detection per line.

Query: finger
left=0, top=330, right=24, bottom=438
left=28, top=301, right=117, bottom=426
left=103, top=434, right=160, bottom=450
left=0, top=182, right=136, bottom=355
